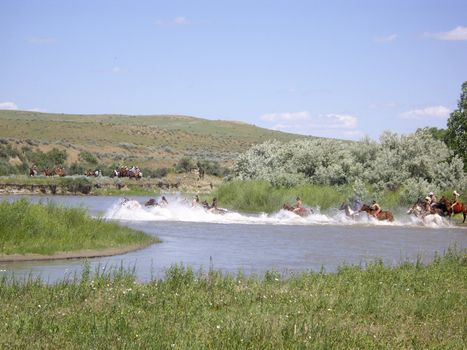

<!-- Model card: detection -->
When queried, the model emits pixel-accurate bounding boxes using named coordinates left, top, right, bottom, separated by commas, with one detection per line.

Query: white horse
left=120, top=197, right=142, bottom=210
left=407, top=200, right=445, bottom=226
left=339, top=202, right=361, bottom=219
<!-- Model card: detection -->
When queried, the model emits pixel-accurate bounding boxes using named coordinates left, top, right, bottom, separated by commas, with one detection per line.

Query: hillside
left=0, top=110, right=309, bottom=169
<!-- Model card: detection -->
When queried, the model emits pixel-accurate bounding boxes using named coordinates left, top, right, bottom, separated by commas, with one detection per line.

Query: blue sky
left=1, top=0, right=466, bottom=140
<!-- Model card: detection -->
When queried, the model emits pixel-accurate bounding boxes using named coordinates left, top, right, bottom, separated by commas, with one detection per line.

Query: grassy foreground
left=1, top=250, right=465, bottom=349
left=0, top=199, right=158, bottom=256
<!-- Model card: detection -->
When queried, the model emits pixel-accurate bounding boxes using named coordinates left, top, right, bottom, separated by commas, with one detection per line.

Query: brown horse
left=115, top=167, right=142, bottom=179
left=439, top=196, right=466, bottom=223
left=29, top=166, right=38, bottom=176
left=282, top=203, right=313, bottom=217
left=55, top=167, right=65, bottom=177
left=359, top=204, right=394, bottom=222
left=85, top=169, right=99, bottom=177
left=145, top=198, right=158, bottom=207
left=43, top=166, right=65, bottom=177
left=43, top=167, right=55, bottom=176
left=128, top=169, right=142, bottom=179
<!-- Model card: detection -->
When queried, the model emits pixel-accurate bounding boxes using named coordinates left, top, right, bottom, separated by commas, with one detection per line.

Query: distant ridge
left=0, top=110, right=310, bottom=168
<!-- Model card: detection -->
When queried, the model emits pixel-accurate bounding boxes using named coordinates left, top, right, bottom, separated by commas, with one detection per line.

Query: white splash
left=103, top=196, right=455, bottom=229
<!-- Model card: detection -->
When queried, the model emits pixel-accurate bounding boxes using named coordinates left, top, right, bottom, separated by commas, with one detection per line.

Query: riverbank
left=1, top=249, right=465, bottom=349
left=0, top=245, right=150, bottom=262
left=0, top=199, right=158, bottom=259
left=0, top=173, right=222, bottom=196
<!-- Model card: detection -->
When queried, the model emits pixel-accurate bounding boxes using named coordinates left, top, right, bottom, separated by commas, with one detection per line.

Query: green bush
left=26, top=147, right=67, bottom=168
left=175, top=157, right=195, bottom=173
left=79, top=151, right=98, bottom=165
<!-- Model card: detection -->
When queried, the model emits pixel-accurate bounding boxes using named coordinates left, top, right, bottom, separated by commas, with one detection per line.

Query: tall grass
left=215, top=180, right=352, bottom=212
left=0, top=249, right=465, bottom=349
left=0, top=199, right=158, bottom=255
left=214, top=180, right=456, bottom=213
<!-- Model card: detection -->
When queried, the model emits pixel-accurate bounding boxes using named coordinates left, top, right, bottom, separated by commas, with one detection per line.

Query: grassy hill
left=0, top=110, right=308, bottom=169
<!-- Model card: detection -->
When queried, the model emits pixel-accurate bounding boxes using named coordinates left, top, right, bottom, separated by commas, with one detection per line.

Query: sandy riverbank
left=0, top=243, right=154, bottom=262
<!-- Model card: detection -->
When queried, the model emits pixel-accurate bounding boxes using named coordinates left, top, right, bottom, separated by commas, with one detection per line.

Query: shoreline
left=0, top=242, right=155, bottom=263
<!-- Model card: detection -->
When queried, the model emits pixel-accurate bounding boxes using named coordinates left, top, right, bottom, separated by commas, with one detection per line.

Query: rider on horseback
left=293, top=197, right=302, bottom=214
left=160, top=196, right=169, bottom=206
left=428, top=192, right=437, bottom=209
left=424, top=196, right=432, bottom=214
left=370, top=200, right=381, bottom=217
left=451, top=191, right=461, bottom=210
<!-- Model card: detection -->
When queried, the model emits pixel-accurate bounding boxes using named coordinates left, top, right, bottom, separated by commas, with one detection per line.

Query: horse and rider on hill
left=29, top=165, right=65, bottom=177
left=113, top=166, right=142, bottom=179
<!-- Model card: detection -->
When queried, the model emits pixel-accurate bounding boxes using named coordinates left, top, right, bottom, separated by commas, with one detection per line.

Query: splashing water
left=102, top=196, right=457, bottom=229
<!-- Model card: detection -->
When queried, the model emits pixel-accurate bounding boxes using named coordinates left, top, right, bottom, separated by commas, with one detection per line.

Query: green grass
left=0, top=249, right=465, bottom=349
left=0, top=199, right=158, bottom=255
left=214, top=180, right=353, bottom=212
left=214, top=180, right=466, bottom=214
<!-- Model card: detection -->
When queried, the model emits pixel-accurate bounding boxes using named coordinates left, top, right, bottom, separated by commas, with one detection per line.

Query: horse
left=359, top=204, right=394, bottom=222
left=128, top=169, right=142, bottom=179
left=43, top=167, right=55, bottom=176
left=407, top=199, right=427, bottom=218
left=115, top=167, right=142, bottom=179
left=208, top=207, right=228, bottom=215
left=145, top=198, right=158, bottom=207
left=439, top=196, right=467, bottom=223
left=407, top=199, right=446, bottom=225
left=282, top=203, right=313, bottom=217
left=339, top=202, right=360, bottom=219
left=85, top=169, right=100, bottom=177
left=55, top=167, right=65, bottom=177
left=120, top=197, right=142, bottom=209
left=407, top=197, right=449, bottom=217
left=29, top=166, right=38, bottom=176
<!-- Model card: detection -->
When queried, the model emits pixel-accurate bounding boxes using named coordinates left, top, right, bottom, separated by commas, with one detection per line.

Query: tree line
left=234, top=82, right=467, bottom=201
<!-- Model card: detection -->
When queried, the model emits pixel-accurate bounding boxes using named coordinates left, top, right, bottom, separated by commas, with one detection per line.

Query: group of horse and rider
left=113, top=166, right=142, bottom=179
left=29, top=165, right=66, bottom=177
left=408, top=190, right=466, bottom=223
left=340, top=190, right=466, bottom=223
left=142, top=194, right=227, bottom=215
left=29, top=164, right=141, bottom=178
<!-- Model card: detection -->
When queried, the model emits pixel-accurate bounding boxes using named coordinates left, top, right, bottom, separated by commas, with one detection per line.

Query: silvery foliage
left=234, top=129, right=465, bottom=192
left=400, top=178, right=436, bottom=204
left=348, top=178, right=370, bottom=204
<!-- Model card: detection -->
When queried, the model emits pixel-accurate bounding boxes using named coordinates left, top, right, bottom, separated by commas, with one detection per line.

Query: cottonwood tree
left=445, top=81, right=467, bottom=170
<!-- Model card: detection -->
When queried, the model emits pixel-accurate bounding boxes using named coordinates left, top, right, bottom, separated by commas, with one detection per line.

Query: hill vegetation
left=0, top=110, right=307, bottom=175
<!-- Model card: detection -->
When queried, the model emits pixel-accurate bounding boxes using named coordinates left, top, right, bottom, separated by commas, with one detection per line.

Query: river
left=1, top=195, right=466, bottom=283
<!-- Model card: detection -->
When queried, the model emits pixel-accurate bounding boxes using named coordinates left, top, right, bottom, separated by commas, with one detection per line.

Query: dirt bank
left=0, top=173, right=223, bottom=195
left=0, top=243, right=154, bottom=262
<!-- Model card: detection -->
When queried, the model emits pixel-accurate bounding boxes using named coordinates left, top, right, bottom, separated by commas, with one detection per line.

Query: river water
left=1, top=195, right=466, bottom=282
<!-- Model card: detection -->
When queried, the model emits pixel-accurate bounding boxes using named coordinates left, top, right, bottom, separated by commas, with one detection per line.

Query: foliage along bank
left=213, top=180, right=463, bottom=213
left=233, top=129, right=465, bottom=203
left=0, top=199, right=158, bottom=256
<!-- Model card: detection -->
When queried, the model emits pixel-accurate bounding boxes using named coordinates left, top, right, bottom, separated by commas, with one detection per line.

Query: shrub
left=176, top=157, right=195, bottom=173
left=234, top=130, right=465, bottom=196
left=79, top=151, right=98, bottom=165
